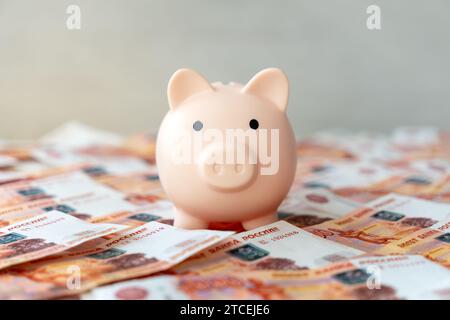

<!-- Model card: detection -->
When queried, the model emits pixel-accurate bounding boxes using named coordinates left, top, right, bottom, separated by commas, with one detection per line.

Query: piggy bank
left=156, top=68, right=297, bottom=230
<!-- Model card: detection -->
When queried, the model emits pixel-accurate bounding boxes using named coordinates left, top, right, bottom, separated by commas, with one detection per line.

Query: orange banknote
left=170, top=220, right=363, bottom=276
left=0, top=221, right=233, bottom=299
left=84, top=255, right=450, bottom=300
left=305, top=194, right=450, bottom=252
left=374, top=220, right=450, bottom=268
left=0, top=211, right=126, bottom=270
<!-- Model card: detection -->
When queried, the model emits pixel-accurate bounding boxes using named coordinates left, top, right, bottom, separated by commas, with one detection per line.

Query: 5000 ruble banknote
left=0, top=221, right=233, bottom=299
left=305, top=194, right=450, bottom=252
left=84, top=255, right=450, bottom=300
left=374, top=220, right=450, bottom=268
left=170, top=221, right=363, bottom=276
left=0, top=211, right=126, bottom=270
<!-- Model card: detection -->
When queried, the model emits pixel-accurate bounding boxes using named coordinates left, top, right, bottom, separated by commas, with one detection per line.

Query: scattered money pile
left=0, top=122, right=449, bottom=300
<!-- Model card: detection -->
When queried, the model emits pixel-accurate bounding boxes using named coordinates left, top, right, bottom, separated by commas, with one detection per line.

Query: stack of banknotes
left=0, top=122, right=448, bottom=300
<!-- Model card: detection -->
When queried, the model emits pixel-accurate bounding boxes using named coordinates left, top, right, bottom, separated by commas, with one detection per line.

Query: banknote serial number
left=180, top=304, right=270, bottom=317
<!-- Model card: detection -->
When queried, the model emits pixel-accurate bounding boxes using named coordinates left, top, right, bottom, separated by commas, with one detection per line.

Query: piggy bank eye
left=249, top=119, right=259, bottom=130
left=193, top=120, right=203, bottom=131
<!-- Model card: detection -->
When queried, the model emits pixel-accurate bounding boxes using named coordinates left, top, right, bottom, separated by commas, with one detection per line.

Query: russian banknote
left=83, top=255, right=450, bottom=300
left=89, top=200, right=174, bottom=227
left=305, top=194, right=450, bottom=252
left=0, top=171, right=154, bottom=226
left=374, top=219, right=450, bottom=268
left=0, top=210, right=126, bottom=270
left=0, top=221, right=233, bottom=299
left=0, top=170, right=116, bottom=207
left=279, top=188, right=360, bottom=228
left=170, top=220, right=363, bottom=276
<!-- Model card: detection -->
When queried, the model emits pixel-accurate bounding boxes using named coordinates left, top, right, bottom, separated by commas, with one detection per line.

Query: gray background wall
left=0, top=0, right=449, bottom=139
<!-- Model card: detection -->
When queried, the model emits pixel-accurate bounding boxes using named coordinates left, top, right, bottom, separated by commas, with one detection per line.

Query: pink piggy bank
left=156, top=68, right=297, bottom=230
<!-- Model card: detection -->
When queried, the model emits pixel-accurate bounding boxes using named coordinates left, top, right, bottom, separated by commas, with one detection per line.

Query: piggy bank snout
left=198, top=144, right=257, bottom=191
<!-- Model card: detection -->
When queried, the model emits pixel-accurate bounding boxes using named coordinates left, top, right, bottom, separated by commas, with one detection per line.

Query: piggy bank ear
left=242, top=68, right=289, bottom=112
left=167, top=69, right=213, bottom=110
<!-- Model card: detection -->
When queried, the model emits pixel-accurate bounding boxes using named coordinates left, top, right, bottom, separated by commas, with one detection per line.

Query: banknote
left=0, top=161, right=84, bottom=185
left=0, top=221, right=233, bottom=299
left=9, top=159, right=51, bottom=175
left=325, top=172, right=450, bottom=204
left=83, top=255, right=450, bottom=300
left=0, top=177, right=145, bottom=226
left=301, top=171, right=450, bottom=206
left=83, top=275, right=195, bottom=300
left=30, top=171, right=124, bottom=200
left=0, top=170, right=110, bottom=206
left=33, top=145, right=155, bottom=177
left=0, top=210, right=126, bottom=270
left=98, top=172, right=166, bottom=199
left=37, top=122, right=155, bottom=162
left=0, top=144, right=34, bottom=162
left=302, top=161, right=398, bottom=191
left=300, top=127, right=449, bottom=162
left=33, top=122, right=155, bottom=176
left=169, top=221, right=363, bottom=276
left=89, top=200, right=175, bottom=227
left=297, top=132, right=408, bottom=164
left=402, top=159, right=450, bottom=180
left=0, top=199, right=64, bottom=227
left=430, top=175, right=450, bottom=203
left=0, top=155, right=18, bottom=168
left=297, top=139, right=356, bottom=161
left=292, top=161, right=391, bottom=204
left=0, top=171, right=28, bottom=185
left=365, top=172, right=449, bottom=200
left=373, top=219, right=450, bottom=268
left=305, top=193, right=450, bottom=252
left=279, top=188, right=359, bottom=228
left=123, top=132, right=156, bottom=162
left=390, top=127, right=450, bottom=160
left=0, top=187, right=144, bottom=227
